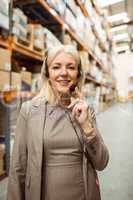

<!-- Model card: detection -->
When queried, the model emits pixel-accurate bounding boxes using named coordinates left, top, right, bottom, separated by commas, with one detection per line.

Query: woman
left=7, top=45, right=109, bottom=200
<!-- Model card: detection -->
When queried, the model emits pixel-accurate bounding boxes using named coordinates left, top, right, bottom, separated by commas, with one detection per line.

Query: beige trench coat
left=7, top=97, right=109, bottom=200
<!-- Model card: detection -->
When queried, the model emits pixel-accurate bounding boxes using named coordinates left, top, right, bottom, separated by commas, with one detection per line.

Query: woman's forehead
left=52, top=52, right=76, bottom=61
left=48, top=52, right=78, bottom=66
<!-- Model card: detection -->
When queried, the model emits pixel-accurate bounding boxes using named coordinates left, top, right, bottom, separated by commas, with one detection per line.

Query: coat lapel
left=31, top=97, right=46, bottom=169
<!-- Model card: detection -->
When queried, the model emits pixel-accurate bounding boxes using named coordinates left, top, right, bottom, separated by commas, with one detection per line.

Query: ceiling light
left=115, top=45, right=129, bottom=52
left=107, top=12, right=130, bottom=23
left=98, top=0, right=124, bottom=8
left=110, top=25, right=128, bottom=32
left=113, top=33, right=129, bottom=41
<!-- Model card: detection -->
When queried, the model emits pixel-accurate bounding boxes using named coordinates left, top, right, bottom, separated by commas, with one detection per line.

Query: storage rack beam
left=0, top=38, right=9, bottom=49
left=86, top=75, right=113, bottom=88
left=13, top=44, right=44, bottom=62
left=75, top=0, right=88, bottom=17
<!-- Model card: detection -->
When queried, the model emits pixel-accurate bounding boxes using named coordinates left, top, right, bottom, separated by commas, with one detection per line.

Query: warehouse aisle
left=0, top=102, right=133, bottom=200
left=98, top=102, right=133, bottom=200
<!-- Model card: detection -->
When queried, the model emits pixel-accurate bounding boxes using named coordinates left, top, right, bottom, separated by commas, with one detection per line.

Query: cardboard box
left=0, top=71, right=10, bottom=91
left=0, top=11, right=9, bottom=30
left=0, top=0, right=9, bottom=16
left=21, top=71, right=32, bottom=85
left=33, top=25, right=45, bottom=51
left=65, top=8, right=77, bottom=30
left=0, top=144, right=5, bottom=175
left=12, top=22, right=27, bottom=39
left=13, top=8, right=27, bottom=27
left=63, top=34, right=72, bottom=45
left=79, top=51, right=90, bottom=73
left=0, top=48, right=11, bottom=71
left=11, top=72, right=21, bottom=89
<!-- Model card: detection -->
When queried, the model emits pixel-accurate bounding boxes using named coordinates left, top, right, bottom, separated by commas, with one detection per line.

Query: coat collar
left=31, top=96, right=45, bottom=107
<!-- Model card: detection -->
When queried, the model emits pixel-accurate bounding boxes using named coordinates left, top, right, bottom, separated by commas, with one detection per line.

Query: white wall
left=114, top=52, right=133, bottom=97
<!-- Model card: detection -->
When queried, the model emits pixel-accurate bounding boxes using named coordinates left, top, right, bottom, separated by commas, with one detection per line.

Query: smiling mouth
left=57, top=80, right=71, bottom=85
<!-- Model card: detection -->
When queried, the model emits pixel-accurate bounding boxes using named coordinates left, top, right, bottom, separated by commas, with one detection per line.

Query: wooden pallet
left=13, top=35, right=44, bottom=57
left=13, top=24, right=45, bottom=57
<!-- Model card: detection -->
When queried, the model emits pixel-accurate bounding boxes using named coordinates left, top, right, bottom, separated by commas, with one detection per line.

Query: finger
left=72, top=103, right=82, bottom=118
left=67, top=97, right=80, bottom=109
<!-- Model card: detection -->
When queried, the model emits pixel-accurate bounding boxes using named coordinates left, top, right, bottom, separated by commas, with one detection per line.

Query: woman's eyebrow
left=51, top=62, right=76, bottom=66
left=51, top=62, right=61, bottom=65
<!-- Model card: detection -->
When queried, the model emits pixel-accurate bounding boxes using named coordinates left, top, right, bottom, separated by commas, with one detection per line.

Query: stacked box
left=84, top=18, right=96, bottom=49
left=44, top=28, right=61, bottom=49
left=0, top=102, right=5, bottom=136
left=79, top=51, right=90, bottom=73
left=0, top=0, right=9, bottom=30
left=0, top=47, right=11, bottom=71
left=46, top=0, right=66, bottom=17
left=63, top=34, right=72, bottom=45
left=76, top=7, right=86, bottom=39
left=84, top=0, right=94, bottom=18
left=21, top=70, right=32, bottom=91
left=65, top=7, right=77, bottom=31
left=0, top=144, right=5, bottom=176
left=12, top=8, right=28, bottom=39
left=94, top=41, right=102, bottom=59
left=89, top=64, right=102, bottom=82
left=0, top=98, right=18, bottom=137
left=32, top=73, right=41, bottom=92
left=65, top=0, right=77, bottom=17
left=0, top=71, right=10, bottom=91
left=33, top=24, right=45, bottom=51
left=21, top=70, right=32, bottom=86
left=11, top=72, right=21, bottom=90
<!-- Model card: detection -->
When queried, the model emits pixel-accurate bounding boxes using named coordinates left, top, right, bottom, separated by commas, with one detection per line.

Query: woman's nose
left=60, top=66, right=68, bottom=76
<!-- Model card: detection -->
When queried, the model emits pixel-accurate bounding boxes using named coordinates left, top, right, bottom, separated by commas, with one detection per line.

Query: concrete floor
left=98, top=102, right=133, bottom=200
left=0, top=102, right=133, bottom=200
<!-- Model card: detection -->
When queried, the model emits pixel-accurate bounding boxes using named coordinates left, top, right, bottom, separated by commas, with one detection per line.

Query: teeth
left=58, top=81, right=69, bottom=85
left=59, top=81, right=69, bottom=83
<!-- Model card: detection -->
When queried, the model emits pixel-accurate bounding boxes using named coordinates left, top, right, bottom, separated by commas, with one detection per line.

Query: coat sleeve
left=83, top=107, right=109, bottom=171
left=7, top=101, right=30, bottom=200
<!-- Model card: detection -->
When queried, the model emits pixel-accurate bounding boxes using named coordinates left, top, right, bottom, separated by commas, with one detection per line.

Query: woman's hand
left=67, top=90, right=94, bottom=136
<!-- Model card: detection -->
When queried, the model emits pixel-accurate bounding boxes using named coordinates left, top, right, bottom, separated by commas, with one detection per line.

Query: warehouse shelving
left=76, top=0, right=108, bottom=52
left=13, top=43, right=44, bottom=61
left=0, top=36, right=44, bottom=62
left=0, top=38, right=9, bottom=49
left=0, top=0, right=116, bottom=101
left=76, top=0, right=89, bottom=17
left=0, top=0, right=116, bottom=179
left=91, top=0, right=102, bottom=16
left=13, top=0, right=110, bottom=73
left=86, top=74, right=113, bottom=88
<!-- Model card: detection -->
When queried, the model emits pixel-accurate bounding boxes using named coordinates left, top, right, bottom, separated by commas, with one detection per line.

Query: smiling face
left=48, top=52, right=78, bottom=95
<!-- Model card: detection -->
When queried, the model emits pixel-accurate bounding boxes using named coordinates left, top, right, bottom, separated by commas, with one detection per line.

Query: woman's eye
left=52, top=66, right=60, bottom=69
left=68, top=65, right=76, bottom=70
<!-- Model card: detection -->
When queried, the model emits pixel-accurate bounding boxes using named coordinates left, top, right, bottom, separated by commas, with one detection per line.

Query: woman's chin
left=58, top=90, right=69, bottom=95
left=57, top=87, right=70, bottom=94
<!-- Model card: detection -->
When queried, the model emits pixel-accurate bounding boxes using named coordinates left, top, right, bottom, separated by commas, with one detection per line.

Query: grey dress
left=42, top=104, right=85, bottom=200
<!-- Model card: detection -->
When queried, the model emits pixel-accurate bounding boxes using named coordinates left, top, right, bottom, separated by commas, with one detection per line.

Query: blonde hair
left=38, top=45, right=85, bottom=103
